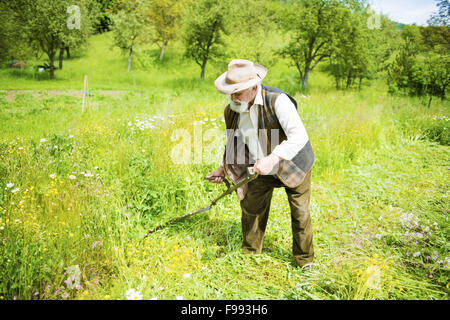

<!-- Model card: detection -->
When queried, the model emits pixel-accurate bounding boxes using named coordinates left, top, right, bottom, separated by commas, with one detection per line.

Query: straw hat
left=215, top=59, right=267, bottom=95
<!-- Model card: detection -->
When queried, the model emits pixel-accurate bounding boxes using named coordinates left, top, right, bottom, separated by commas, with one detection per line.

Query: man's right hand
left=206, top=166, right=225, bottom=183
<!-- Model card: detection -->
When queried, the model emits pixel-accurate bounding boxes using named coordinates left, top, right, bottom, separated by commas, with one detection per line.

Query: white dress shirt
left=221, top=84, right=309, bottom=165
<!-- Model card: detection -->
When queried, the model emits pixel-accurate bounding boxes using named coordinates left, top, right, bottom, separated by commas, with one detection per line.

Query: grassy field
left=0, top=32, right=449, bottom=300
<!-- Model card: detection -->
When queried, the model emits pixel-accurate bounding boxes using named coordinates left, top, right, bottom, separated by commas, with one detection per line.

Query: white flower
left=68, top=175, right=76, bottom=180
left=183, top=273, right=191, bottom=279
left=49, top=174, right=56, bottom=179
left=11, top=188, right=20, bottom=194
left=413, top=252, right=421, bottom=258
left=176, top=296, right=183, bottom=300
left=40, top=138, right=47, bottom=143
left=6, top=183, right=14, bottom=188
left=125, top=289, right=143, bottom=300
left=150, top=297, right=158, bottom=300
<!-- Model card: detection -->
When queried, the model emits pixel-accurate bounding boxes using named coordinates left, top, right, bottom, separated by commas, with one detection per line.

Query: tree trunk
left=59, top=47, right=64, bottom=69
left=346, top=73, right=352, bottom=89
left=358, top=76, right=363, bottom=90
left=427, top=95, right=433, bottom=108
left=201, top=58, right=207, bottom=80
left=127, top=47, right=133, bottom=73
left=49, top=51, right=56, bottom=80
left=66, top=47, right=70, bottom=59
left=159, top=41, right=167, bottom=60
left=302, top=68, right=310, bottom=90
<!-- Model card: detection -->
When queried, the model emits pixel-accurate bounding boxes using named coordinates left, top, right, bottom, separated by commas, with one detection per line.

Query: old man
left=206, top=59, right=316, bottom=268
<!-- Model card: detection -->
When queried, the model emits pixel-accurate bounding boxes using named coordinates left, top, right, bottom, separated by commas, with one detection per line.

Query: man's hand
left=254, top=153, right=281, bottom=175
left=206, top=166, right=225, bottom=183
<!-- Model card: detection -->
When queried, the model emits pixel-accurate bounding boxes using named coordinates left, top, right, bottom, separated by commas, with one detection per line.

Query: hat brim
left=214, top=64, right=267, bottom=95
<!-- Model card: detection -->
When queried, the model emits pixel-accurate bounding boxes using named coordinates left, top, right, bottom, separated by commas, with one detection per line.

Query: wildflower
left=92, top=241, right=103, bottom=249
left=413, top=252, right=421, bottom=258
left=68, top=175, right=76, bottom=180
left=40, top=138, right=47, bottom=143
left=150, top=297, right=158, bottom=300
left=125, top=289, right=143, bottom=300
left=11, top=188, right=20, bottom=194
left=49, top=174, right=56, bottom=179
left=6, top=183, right=14, bottom=188
left=375, top=234, right=382, bottom=240
left=183, top=273, right=191, bottom=279
left=176, top=296, right=183, bottom=300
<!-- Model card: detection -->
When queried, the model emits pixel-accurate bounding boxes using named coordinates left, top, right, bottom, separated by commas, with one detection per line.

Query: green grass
left=0, top=32, right=449, bottom=300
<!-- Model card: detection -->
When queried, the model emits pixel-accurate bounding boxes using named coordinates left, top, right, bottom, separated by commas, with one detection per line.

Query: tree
left=278, top=0, right=352, bottom=90
left=324, top=6, right=371, bottom=89
left=428, top=0, right=449, bottom=26
left=182, top=0, right=227, bottom=80
left=387, top=25, right=424, bottom=95
left=145, top=0, right=188, bottom=60
left=221, top=0, right=280, bottom=69
left=93, top=0, right=117, bottom=33
left=111, top=0, right=148, bottom=73
left=3, top=0, right=94, bottom=79
left=387, top=23, right=449, bottom=105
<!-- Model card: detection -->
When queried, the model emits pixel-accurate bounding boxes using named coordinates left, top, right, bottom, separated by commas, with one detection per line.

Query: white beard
left=229, top=97, right=249, bottom=113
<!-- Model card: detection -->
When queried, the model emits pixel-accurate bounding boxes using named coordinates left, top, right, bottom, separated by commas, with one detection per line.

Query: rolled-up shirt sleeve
left=271, top=93, right=309, bottom=161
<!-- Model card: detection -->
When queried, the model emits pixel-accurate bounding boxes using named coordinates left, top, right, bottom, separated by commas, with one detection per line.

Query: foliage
left=278, top=0, right=353, bottom=90
left=387, top=24, right=450, bottom=103
left=1, top=0, right=96, bottom=79
left=144, top=0, right=189, bottom=60
left=110, top=0, right=149, bottom=72
left=182, top=0, right=227, bottom=79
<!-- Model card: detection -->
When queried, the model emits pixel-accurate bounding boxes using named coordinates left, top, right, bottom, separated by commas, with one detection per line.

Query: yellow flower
left=83, top=290, right=89, bottom=296
left=104, top=295, right=111, bottom=299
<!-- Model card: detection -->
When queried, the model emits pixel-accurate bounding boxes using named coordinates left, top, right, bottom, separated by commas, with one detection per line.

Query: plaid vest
left=223, top=85, right=315, bottom=200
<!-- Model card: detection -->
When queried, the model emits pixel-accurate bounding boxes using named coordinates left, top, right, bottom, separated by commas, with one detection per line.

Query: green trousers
left=240, top=169, right=314, bottom=267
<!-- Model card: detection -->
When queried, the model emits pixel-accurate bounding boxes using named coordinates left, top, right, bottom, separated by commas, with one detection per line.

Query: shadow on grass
left=156, top=213, right=297, bottom=267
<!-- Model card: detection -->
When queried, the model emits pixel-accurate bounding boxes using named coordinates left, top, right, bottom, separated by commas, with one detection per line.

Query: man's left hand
left=254, top=153, right=282, bottom=175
